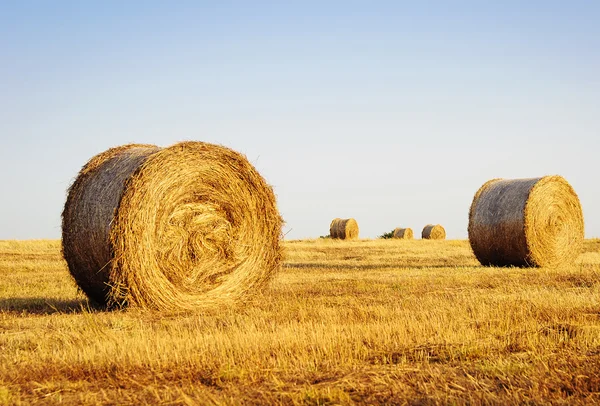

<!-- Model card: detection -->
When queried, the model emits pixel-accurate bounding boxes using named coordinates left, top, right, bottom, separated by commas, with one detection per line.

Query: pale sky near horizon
left=0, top=1, right=598, bottom=240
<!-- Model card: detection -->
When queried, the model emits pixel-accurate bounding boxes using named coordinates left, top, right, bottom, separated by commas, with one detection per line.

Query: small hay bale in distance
left=468, top=175, right=583, bottom=268
left=330, top=218, right=359, bottom=240
left=61, top=141, right=283, bottom=311
left=393, top=227, right=413, bottom=239
left=422, top=224, right=446, bottom=240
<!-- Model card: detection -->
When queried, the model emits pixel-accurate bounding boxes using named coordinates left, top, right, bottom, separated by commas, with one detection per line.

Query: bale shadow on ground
left=0, top=297, right=101, bottom=315
left=284, top=262, right=476, bottom=270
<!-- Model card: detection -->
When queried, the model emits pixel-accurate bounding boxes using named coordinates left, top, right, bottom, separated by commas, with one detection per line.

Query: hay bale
left=468, top=176, right=583, bottom=267
left=393, top=228, right=413, bottom=239
left=422, top=224, right=446, bottom=240
left=330, top=218, right=359, bottom=240
left=62, top=141, right=283, bottom=310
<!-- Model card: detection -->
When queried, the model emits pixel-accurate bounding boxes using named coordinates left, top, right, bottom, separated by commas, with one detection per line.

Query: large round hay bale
left=62, top=141, right=283, bottom=310
left=422, top=224, right=446, bottom=240
left=329, top=218, right=359, bottom=240
left=468, top=176, right=583, bottom=268
left=393, top=227, right=413, bottom=239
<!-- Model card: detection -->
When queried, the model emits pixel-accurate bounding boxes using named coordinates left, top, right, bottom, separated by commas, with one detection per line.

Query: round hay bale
left=62, top=141, right=283, bottom=310
left=393, top=227, right=413, bottom=239
left=422, top=224, right=446, bottom=240
left=329, top=218, right=359, bottom=240
left=468, top=176, right=583, bottom=268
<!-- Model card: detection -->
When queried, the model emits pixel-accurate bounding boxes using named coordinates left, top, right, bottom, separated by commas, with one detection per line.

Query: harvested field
left=1, top=239, right=600, bottom=404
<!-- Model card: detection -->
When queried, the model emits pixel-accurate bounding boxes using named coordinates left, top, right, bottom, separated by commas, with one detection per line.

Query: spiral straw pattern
left=421, top=224, right=446, bottom=240
left=62, top=141, right=282, bottom=310
left=468, top=176, right=583, bottom=267
left=393, top=228, right=413, bottom=239
left=329, top=218, right=359, bottom=240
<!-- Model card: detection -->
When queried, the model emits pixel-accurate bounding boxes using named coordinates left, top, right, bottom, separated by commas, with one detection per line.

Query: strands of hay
left=330, top=218, right=359, bottom=240
left=393, top=228, right=413, bottom=239
left=422, top=224, right=446, bottom=240
left=468, top=175, right=584, bottom=268
left=62, top=141, right=283, bottom=311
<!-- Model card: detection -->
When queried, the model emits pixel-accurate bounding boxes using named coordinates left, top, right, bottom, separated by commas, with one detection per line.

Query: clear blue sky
left=0, top=1, right=598, bottom=240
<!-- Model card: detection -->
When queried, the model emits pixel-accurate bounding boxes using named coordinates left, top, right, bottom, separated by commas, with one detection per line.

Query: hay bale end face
left=330, top=218, right=359, bottom=240
left=422, top=224, right=446, bottom=240
left=468, top=175, right=583, bottom=268
left=393, top=227, right=413, bottom=239
left=62, top=141, right=283, bottom=311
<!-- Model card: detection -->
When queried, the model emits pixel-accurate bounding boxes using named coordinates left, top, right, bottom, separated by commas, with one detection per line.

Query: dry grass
left=1, top=238, right=600, bottom=405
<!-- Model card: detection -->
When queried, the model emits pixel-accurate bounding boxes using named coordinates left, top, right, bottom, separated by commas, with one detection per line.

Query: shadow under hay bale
left=468, top=175, right=584, bottom=267
left=330, top=218, right=359, bottom=240
left=422, top=224, right=446, bottom=240
left=393, top=228, right=413, bottom=239
left=62, top=142, right=283, bottom=311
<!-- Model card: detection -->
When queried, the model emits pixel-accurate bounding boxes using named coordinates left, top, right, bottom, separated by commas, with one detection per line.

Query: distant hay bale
left=393, top=228, right=413, bottom=239
left=422, top=224, right=446, bottom=240
left=62, top=142, right=283, bottom=311
left=468, top=175, right=583, bottom=268
left=330, top=218, right=359, bottom=240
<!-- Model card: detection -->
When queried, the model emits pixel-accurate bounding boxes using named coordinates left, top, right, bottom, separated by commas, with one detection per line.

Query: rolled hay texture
left=62, top=142, right=283, bottom=311
left=393, top=227, right=413, bottom=239
left=422, top=224, right=446, bottom=240
left=330, top=218, right=359, bottom=240
left=468, top=176, right=583, bottom=268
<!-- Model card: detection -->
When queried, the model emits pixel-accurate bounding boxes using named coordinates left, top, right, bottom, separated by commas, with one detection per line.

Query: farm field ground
left=1, top=238, right=600, bottom=405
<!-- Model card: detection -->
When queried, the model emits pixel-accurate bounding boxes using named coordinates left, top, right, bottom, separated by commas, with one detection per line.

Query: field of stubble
left=1, top=239, right=599, bottom=405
